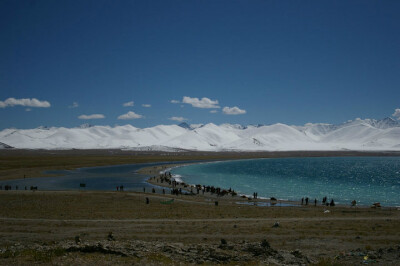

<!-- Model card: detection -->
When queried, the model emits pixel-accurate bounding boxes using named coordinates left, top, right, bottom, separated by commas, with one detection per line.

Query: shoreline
left=1, top=153, right=399, bottom=208
left=143, top=159, right=400, bottom=209
left=143, top=165, right=322, bottom=208
left=1, top=150, right=399, bottom=207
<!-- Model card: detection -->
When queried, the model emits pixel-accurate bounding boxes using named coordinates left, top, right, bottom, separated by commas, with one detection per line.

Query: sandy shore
left=1, top=150, right=400, bottom=264
left=137, top=162, right=192, bottom=176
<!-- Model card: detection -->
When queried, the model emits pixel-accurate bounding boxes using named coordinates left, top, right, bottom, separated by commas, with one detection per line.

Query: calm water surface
left=0, top=162, right=179, bottom=192
left=172, top=157, right=400, bottom=206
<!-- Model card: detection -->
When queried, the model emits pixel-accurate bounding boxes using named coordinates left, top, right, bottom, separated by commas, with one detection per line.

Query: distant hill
left=0, top=118, right=399, bottom=151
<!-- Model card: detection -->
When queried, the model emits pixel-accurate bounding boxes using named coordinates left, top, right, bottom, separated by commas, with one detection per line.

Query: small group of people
left=149, top=173, right=181, bottom=189
left=194, top=184, right=236, bottom=197
left=171, top=188, right=182, bottom=195
left=301, top=197, right=318, bottom=206
left=116, top=185, right=124, bottom=191
left=1, top=185, right=37, bottom=191
left=301, top=196, right=335, bottom=206
left=321, top=196, right=335, bottom=206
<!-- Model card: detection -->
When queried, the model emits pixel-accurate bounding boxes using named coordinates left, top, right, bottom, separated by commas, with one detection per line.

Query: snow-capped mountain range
left=0, top=117, right=399, bottom=151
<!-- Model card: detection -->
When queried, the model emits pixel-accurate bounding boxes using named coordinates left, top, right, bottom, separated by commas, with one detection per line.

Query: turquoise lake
left=171, top=157, right=400, bottom=206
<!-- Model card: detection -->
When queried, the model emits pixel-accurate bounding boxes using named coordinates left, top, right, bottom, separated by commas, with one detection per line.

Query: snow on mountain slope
left=162, top=123, right=241, bottom=150
left=363, top=127, right=400, bottom=148
left=0, top=142, right=13, bottom=149
left=161, top=131, right=216, bottom=151
left=321, top=123, right=381, bottom=144
left=0, top=118, right=399, bottom=150
left=354, top=117, right=399, bottom=129
left=296, top=123, right=337, bottom=141
left=194, top=123, right=241, bottom=145
left=223, top=123, right=321, bottom=151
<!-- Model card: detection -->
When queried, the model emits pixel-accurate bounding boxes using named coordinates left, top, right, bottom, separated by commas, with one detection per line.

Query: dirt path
left=0, top=215, right=398, bottom=223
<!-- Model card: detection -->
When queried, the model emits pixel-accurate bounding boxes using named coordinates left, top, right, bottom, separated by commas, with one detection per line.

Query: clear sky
left=1, top=0, right=399, bottom=129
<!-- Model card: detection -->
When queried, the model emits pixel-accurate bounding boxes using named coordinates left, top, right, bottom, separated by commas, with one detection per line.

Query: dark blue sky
left=1, top=0, right=399, bottom=129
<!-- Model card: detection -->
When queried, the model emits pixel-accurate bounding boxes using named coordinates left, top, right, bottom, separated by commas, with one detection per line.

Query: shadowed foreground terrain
left=0, top=190, right=399, bottom=265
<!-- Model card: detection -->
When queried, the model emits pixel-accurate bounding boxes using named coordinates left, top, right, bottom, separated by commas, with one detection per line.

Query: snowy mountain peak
left=36, top=126, right=50, bottom=130
left=374, top=117, right=399, bottom=129
left=178, top=122, right=191, bottom=129
left=178, top=122, right=205, bottom=130
left=78, top=123, right=94, bottom=129
left=220, top=124, right=247, bottom=130
left=0, top=119, right=399, bottom=151
left=189, top=124, right=204, bottom=129
left=341, top=117, right=399, bottom=129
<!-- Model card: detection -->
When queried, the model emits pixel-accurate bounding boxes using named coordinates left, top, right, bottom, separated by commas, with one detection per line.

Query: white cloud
left=222, top=106, right=246, bottom=115
left=392, top=108, right=400, bottom=120
left=0, top=98, right=51, bottom=108
left=169, top=116, right=187, bottom=122
left=142, top=104, right=151, bottom=108
left=210, top=110, right=218, bottom=113
left=78, top=114, right=105, bottom=120
left=182, top=96, right=220, bottom=108
left=69, top=102, right=79, bottom=108
left=170, top=100, right=180, bottom=104
left=25, top=108, right=32, bottom=112
left=123, top=101, right=134, bottom=107
left=118, top=111, right=143, bottom=120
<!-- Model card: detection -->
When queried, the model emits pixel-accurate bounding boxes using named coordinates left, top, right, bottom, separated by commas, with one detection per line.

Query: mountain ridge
left=0, top=117, right=399, bottom=151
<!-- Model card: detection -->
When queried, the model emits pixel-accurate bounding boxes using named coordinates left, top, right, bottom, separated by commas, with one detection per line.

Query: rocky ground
left=0, top=238, right=310, bottom=265
left=1, top=238, right=400, bottom=265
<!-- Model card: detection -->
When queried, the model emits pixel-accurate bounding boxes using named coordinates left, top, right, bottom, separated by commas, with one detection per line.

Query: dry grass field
left=0, top=190, right=399, bottom=265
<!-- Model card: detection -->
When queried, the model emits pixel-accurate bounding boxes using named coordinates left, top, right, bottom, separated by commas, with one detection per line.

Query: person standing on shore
left=330, top=199, right=335, bottom=206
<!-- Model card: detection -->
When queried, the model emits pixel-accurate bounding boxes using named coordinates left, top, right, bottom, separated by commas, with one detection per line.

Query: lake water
left=171, top=157, right=400, bottom=207
left=0, top=162, right=178, bottom=193
left=2, top=157, right=400, bottom=207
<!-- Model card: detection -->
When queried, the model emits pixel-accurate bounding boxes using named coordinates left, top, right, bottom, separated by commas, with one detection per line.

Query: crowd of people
left=150, top=172, right=350, bottom=207
left=149, top=171, right=238, bottom=198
